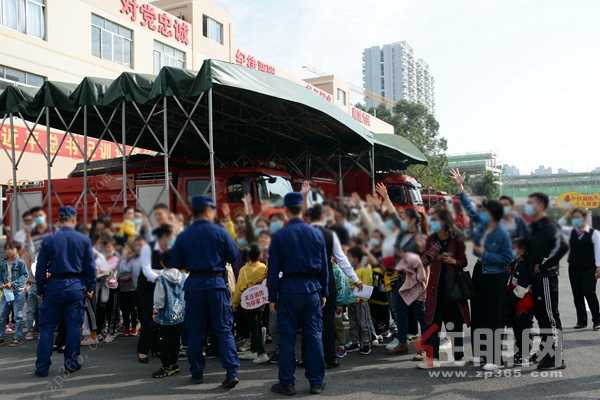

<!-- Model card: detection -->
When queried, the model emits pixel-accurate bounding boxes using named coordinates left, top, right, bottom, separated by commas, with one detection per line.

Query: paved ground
left=1, top=243, right=600, bottom=400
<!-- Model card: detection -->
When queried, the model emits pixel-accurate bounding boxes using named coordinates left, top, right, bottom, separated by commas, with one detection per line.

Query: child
left=119, top=236, right=145, bottom=336
left=333, top=258, right=356, bottom=358
left=0, top=241, right=28, bottom=346
left=344, top=246, right=374, bottom=355
left=96, top=237, right=120, bottom=343
left=119, top=206, right=137, bottom=243
left=232, top=243, right=269, bottom=364
left=152, top=249, right=186, bottom=378
left=506, top=238, right=534, bottom=366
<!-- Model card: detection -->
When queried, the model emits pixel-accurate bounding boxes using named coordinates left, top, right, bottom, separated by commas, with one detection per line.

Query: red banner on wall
left=0, top=125, right=154, bottom=160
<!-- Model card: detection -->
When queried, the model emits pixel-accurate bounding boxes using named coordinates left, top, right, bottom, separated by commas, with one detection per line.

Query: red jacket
left=421, top=234, right=471, bottom=327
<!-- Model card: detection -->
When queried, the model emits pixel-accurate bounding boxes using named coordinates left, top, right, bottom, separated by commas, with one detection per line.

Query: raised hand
left=222, top=203, right=231, bottom=220
left=449, top=168, right=466, bottom=192
left=351, top=192, right=362, bottom=207
left=301, top=181, right=311, bottom=196
left=260, top=200, right=269, bottom=216
left=243, top=193, right=253, bottom=215
left=375, top=182, right=388, bottom=199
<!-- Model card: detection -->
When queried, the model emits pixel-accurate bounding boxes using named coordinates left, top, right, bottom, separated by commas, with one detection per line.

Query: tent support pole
left=46, top=108, right=52, bottom=221
left=338, top=145, right=343, bottom=203
left=83, top=106, right=88, bottom=226
left=209, top=89, right=216, bottom=204
left=9, top=114, right=17, bottom=236
left=427, top=165, right=430, bottom=208
left=163, top=97, right=169, bottom=209
left=370, top=145, right=376, bottom=197
left=122, top=102, right=127, bottom=208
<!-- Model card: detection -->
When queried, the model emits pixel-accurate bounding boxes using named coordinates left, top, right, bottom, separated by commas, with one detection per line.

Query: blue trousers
left=35, top=290, right=85, bottom=375
left=185, top=289, right=239, bottom=380
left=0, top=289, right=25, bottom=339
left=278, top=291, right=324, bottom=386
left=393, top=279, right=427, bottom=343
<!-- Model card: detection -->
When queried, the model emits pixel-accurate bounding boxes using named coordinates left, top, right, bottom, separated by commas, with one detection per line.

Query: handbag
left=445, top=270, right=476, bottom=302
left=3, top=288, right=15, bottom=303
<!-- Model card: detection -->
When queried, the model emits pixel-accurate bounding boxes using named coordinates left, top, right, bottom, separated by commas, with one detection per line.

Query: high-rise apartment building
left=362, top=41, right=435, bottom=113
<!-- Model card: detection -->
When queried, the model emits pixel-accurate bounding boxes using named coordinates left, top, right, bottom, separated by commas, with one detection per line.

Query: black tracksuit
left=526, top=216, right=569, bottom=363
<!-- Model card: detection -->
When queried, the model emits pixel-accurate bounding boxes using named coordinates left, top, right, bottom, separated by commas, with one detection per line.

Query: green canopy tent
left=2, top=59, right=427, bottom=233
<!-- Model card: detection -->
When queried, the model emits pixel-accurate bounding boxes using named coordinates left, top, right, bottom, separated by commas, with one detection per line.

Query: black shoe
left=537, top=359, right=566, bottom=370
left=573, top=324, right=587, bottom=329
left=326, top=361, right=340, bottom=370
left=297, top=360, right=306, bottom=368
left=269, top=352, right=280, bottom=364
left=152, top=366, right=174, bottom=378
left=345, top=343, right=360, bottom=353
left=360, top=346, right=371, bottom=355
left=593, top=323, right=600, bottom=331
left=138, top=355, right=149, bottom=364
left=64, top=363, right=81, bottom=373
left=57, top=346, right=65, bottom=354
left=529, top=353, right=541, bottom=364
left=170, top=364, right=180, bottom=373
left=34, top=370, right=48, bottom=377
left=265, top=335, right=273, bottom=344
left=191, top=376, right=204, bottom=384
left=222, top=376, right=239, bottom=389
left=513, top=354, right=530, bottom=367
left=271, top=382, right=296, bottom=396
left=310, top=383, right=326, bottom=394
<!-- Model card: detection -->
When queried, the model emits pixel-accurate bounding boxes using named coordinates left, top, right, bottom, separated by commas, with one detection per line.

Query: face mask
left=255, top=228, right=264, bottom=236
left=133, top=218, right=142, bottom=225
left=524, top=204, right=535, bottom=217
left=27, top=223, right=36, bottom=230
left=503, top=206, right=511, bottom=216
left=370, top=238, right=380, bottom=247
left=430, top=220, right=442, bottom=233
left=479, top=212, right=490, bottom=225
left=511, top=250, right=519, bottom=260
left=326, top=215, right=333, bottom=222
left=271, top=221, right=281, bottom=232
left=168, top=238, right=175, bottom=248
left=350, top=261, right=356, bottom=268
left=385, top=220, right=394, bottom=230
left=262, top=245, right=269, bottom=250
left=349, top=220, right=357, bottom=226
left=400, top=220, right=410, bottom=232
left=237, top=238, right=247, bottom=248
left=572, top=218, right=584, bottom=228
left=95, top=245, right=104, bottom=253
left=34, top=216, right=46, bottom=226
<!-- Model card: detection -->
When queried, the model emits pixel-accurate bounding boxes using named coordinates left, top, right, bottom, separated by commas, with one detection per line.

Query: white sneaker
left=482, top=363, right=503, bottom=371
left=103, top=334, right=115, bottom=343
left=371, top=339, right=382, bottom=347
left=417, top=359, right=440, bottom=370
left=385, top=338, right=400, bottom=350
left=453, top=360, right=466, bottom=367
left=239, top=351, right=258, bottom=360
left=439, top=338, right=452, bottom=350
left=253, top=353, right=270, bottom=364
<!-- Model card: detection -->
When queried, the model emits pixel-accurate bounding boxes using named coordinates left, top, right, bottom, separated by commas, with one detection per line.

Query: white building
left=362, top=41, right=435, bottom=114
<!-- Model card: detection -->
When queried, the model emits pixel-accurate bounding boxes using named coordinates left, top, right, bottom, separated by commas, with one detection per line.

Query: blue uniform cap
left=283, top=192, right=303, bottom=207
left=58, top=205, right=77, bottom=219
left=192, top=195, right=216, bottom=209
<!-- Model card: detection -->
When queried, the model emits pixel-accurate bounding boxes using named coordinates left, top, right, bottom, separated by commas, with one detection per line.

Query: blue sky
left=213, top=0, right=600, bottom=174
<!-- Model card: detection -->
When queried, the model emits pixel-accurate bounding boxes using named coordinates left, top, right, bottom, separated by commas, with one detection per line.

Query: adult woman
left=418, top=209, right=470, bottom=369
left=136, top=224, right=174, bottom=363
left=387, top=207, right=429, bottom=358
left=558, top=208, right=600, bottom=330
left=450, top=168, right=512, bottom=371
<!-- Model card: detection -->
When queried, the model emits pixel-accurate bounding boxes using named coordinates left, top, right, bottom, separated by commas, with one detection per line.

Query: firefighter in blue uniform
left=268, top=192, right=329, bottom=396
left=34, top=206, right=96, bottom=377
left=169, top=195, right=240, bottom=388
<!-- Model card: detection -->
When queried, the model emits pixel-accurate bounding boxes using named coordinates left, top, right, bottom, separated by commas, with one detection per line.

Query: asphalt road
left=1, top=243, right=599, bottom=400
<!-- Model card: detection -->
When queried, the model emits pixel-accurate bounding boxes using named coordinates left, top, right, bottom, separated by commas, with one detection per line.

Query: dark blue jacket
left=35, top=227, right=96, bottom=296
left=457, top=191, right=513, bottom=274
left=267, top=218, right=329, bottom=302
left=170, top=220, right=239, bottom=292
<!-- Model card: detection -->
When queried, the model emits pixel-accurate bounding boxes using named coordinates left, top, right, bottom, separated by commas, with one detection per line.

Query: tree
left=470, top=171, right=500, bottom=198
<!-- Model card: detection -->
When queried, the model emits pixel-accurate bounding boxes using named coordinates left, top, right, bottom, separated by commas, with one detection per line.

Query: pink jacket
left=395, top=252, right=429, bottom=305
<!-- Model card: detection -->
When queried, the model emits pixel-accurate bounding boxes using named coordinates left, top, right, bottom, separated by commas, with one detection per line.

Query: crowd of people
left=1, top=167, right=599, bottom=393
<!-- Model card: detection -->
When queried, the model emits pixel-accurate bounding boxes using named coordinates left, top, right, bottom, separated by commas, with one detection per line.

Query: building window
left=91, top=14, right=132, bottom=68
left=153, top=41, right=185, bottom=75
left=0, top=65, right=44, bottom=90
left=0, top=0, right=45, bottom=39
left=202, top=15, right=222, bottom=44
left=337, top=89, right=346, bottom=106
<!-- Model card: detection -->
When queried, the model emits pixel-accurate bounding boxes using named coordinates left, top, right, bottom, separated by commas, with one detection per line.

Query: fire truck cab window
left=186, top=179, right=210, bottom=203
left=387, top=186, right=408, bottom=205
left=227, top=176, right=253, bottom=203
